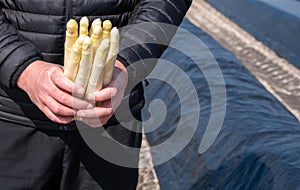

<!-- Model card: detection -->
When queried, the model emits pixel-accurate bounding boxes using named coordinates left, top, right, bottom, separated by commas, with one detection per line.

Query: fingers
left=51, top=69, right=85, bottom=96
left=76, top=116, right=111, bottom=128
left=49, top=88, right=93, bottom=110
left=44, top=96, right=76, bottom=116
left=76, top=106, right=113, bottom=127
left=86, top=87, right=117, bottom=103
left=50, top=70, right=93, bottom=110
left=39, top=104, right=74, bottom=124
left=67, top=64, right=127, bottom=127
left=51, top=69, right=75, bottom=93
left=77, top=106, right=113, bottom=118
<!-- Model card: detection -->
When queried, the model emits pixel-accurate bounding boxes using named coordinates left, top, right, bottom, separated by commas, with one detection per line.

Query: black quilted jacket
left=0, top=0, right=191, bottom=129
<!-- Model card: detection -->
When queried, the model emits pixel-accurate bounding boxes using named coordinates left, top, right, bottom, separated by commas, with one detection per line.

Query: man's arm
left=117, top=0, right=192, bottom=90
left=0, top=7, right=93, bottom=124
left=0, top=8, right=42, bottom=89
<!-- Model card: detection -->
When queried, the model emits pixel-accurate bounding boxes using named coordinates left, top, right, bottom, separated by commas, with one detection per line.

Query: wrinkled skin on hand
left=17, top=60, right=128, bottom=128
left=17, top=60, right=93, bottom=124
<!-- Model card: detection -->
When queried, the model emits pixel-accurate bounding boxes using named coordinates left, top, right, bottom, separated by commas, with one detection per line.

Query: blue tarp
left=142, top=18, right=300, bottom=189
left=206, top=0, right=300, bottom=69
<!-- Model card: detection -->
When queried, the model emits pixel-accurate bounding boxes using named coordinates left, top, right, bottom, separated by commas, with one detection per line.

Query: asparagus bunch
left=63, top=17, right=119, bottom=97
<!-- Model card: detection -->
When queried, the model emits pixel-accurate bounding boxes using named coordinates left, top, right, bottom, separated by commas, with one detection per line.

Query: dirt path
left=187, top=0, right=300, bottom=121
left=137, top=134, right=160, bottom=190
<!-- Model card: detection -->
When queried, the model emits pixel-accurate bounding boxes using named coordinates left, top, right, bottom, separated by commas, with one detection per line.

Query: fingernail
left=87, top=104, right=93, bottom=109
left=112, top=89, right=117, bottom=97
left=106, top=108, right=113, bottom=114
left=77, top=88, right=85, bottom=95
left=87, top=93, right=95, bottom=101
left=77, top=111, right=85, bottom=117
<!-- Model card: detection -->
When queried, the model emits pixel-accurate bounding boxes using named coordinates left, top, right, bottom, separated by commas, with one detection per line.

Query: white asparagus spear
left=64, top=35, right=85, bottom=80
left=79, top=16, right=89, bottom=36
left=86, top=39, right=110, bottom=96
left=89, top=18, right=102, bottom=36
left=103, top=27, right=119, bottom=87
left=64, top=42, right=81, bottom=81
left=64, top=19, right=78, bottom=69
left=74, top=36, right=93, bottom=96
left=90, top=25, right=103, bottom=60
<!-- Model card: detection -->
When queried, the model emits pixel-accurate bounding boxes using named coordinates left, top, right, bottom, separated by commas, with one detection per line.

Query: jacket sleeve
left=0, top=7, right=42, bottom=89
left=117, top=0, right=192, bottom=89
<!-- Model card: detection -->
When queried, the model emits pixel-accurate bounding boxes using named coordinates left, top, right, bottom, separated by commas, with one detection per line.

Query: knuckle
left=106, top=108, right=113, bottom=115
left=101, top=117, right=110, bottom=125
left=52, top=106, right=61, bottom=115
left=52, top=75, right=60, bottom=84
left=47, top=114, right=56, bottom=122
left=46, top=70, right=55, bottom=79
left=60, top=94, right=67, bottom=104
left=60, top=120, right=70, bottom=125
left=100, top=119, right=107, bottom=125
left=37, top=93, right=44, bottom=102
left=45, top=69, right=52, bottom=76
left=40, top=83, right=49, bottom=92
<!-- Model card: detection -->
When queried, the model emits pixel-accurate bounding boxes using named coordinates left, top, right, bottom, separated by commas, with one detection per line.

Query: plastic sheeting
left=142, top=18, right=300, bottom=189
left=206, top=0, right=300, bottom=69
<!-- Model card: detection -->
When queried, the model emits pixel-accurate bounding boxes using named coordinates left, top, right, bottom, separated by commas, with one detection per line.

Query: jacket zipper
left=65, top=0, right=73, bottom=22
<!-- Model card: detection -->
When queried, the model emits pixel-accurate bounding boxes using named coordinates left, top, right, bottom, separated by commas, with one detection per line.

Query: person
left=0, top=0, right=191, bottom=189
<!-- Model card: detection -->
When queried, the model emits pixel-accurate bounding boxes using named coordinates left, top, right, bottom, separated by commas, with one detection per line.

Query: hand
left=17, top=60, right=93, bottom=124
left=76, top=60, right=128, bottom=127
